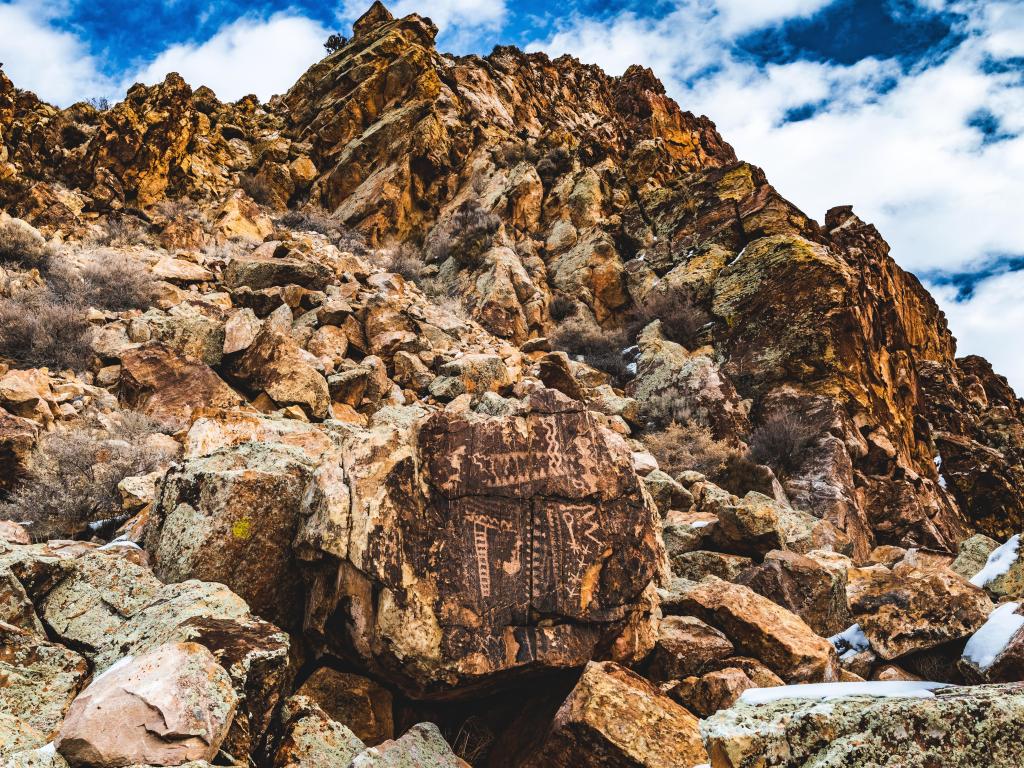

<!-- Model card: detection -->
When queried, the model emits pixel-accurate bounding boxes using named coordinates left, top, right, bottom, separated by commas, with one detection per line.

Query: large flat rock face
left=702, top=682, right=1024, bottom=768
left=298, top=390, right=663, bottom=698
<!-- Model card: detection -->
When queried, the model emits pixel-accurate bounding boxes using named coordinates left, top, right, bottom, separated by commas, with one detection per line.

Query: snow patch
left=970, top=534, right=1021, bottom=587
left=828, top=623, right=871, bottom=661
left=689, top=520, right=711, bottom=529
left=963, top=601, right=1024, bottom=670
left=738, top=681, right=948, bottom=705
left=98, top=539, right=142, bottom=551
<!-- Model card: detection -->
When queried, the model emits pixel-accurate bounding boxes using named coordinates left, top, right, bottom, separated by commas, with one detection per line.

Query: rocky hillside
left=2, top=2, right=1024, bottom=766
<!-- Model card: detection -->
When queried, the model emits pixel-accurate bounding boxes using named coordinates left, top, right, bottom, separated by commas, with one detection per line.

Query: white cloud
left=0, top=0, right=110, bottom=105
left=714, top=0, right=837, bottom=35
left=930, top=274, right=1024, bottom=393
left=388, top=0, right=506, bottom=32
left=125, top=13, right=330, bottom=102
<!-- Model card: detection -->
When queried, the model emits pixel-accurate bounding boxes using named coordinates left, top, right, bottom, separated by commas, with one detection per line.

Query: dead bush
left=548, top=294, right=577, bottom=322
left=551, top=315, right=633, bottom=385
left=0, top=417, right=176, bottom=540
left=0, top=290, right=93, bottom=370
left=0, top=219, right=51, bottom=271
left=279, top=208, right=336, bottom=236
left=536, top=146, right=572, bottom=182
left=425, top=200, right=501, bottom=268
left=383, top=243, right=427, bottom=282
left=642, top=284, right=710, bottom=346
left=92, top=216, right=152, bottom=247
left=239, top=173, right=275, bottom=206
left=747, top=411, right=817, bottom=476
left=50, top=253, right=157, bottom=312
left=640, top=387, right=698, bottom=429
left=643, top=421, right=740, bottom=480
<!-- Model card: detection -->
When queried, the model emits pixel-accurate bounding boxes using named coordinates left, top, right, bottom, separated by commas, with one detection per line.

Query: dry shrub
left=279, top=209, right=369, bottom=255
left=640, top=387, right=698, bottom=430
left=425, top=200, right=501, bottom=268
left=551, top=315, right=633, bottom=385
left=239, top=173, right=275, bottom=206
left=642, top=284, right=710, bottom=346
left=279, top=208, right=336, bottom=236
left=548, top=294, right=577, bottom=322
left=0, top=219, right=51, bottom=271
left=536, top=146, right=571, bottom=182
left=383, top=243, right=427, bottom=282
left=50, top=252, right=158, bottom=312
left=0, top=414, right=176, bottom=540
left=92, top=216, right=152, bottom=247
left=643, top=421, right=740, bottom=480
left=748, top=411, right=817, bottom=476
left=0, top=290, right=93, bottom=370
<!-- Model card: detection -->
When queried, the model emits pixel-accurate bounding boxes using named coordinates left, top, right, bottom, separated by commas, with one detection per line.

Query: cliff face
left=2, top=3, right=1024, bottom=765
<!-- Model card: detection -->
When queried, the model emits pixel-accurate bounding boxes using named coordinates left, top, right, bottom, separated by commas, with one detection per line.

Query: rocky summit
left=1, top=2, right=1023, bottom=767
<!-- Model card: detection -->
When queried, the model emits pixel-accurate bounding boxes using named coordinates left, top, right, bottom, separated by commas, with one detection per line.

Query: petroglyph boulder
left=296, top=388, right=663, bottom=698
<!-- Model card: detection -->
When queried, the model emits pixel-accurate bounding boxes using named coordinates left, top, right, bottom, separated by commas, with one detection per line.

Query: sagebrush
left=642, top=421, right=741, bottom=480
left=748, top=411, right=817, bottom=476
left=0, top=414, right=177, bottom=540
left=0, top=219, right=50, bottom=270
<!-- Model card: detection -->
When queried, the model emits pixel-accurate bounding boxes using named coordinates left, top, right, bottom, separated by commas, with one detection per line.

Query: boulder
left=56, top=643, right=237, bottom=768
left=294, top=668, right=393, bottom=746
left=736, top=549, right=851, bottom=636
left=663, top=576, right=839, bottom=683
left=0, top=410, right=38, bottom=493
left=272, top=696, right=365, bottom=768
left=348, top=723, right=464, bottom=768
left=647, top=615, right=734, bottom=681
left=708, top=491, right=840, bottom=557
left=119, top=343, right=243, bottom=428
left=702, top=682, right=1024, bottom=767
left=0, top=520, right=31, bottom=545
left=670, top=667, right=756, bottom=717
left=0, top=622, right=89, bottom=747
left=950, top=533, right=1000, bottom=581
left=670, top=550, right=752, bottom=582
left=960, top=601, right=1024, bottom=683
left=847, top=560, right=992, bottom=660
left=428, top=353, right=512, bottom=399
left=233, top=326, right=330, bottom=419
left=296, top=389, right=663, bottom=697
left=526, top=661, right=708, bottom=767
left=148, top=442, right=313, bottom=629
left=224, top=254, right=333, bottom=291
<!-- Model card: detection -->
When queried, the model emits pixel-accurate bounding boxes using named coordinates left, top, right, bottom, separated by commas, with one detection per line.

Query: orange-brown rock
left=664, top=576, right=839, bottom=683
left=295, top=668, right=393, bottom=746
left=119, top=342, right=244, bottom=428
left=847, top=560, right=992, bottom=660
left=736, top=549, right=851, bottom=636
left=527, top=661, right=708, bottom=768
left=647, top=615, right=734, bottom=681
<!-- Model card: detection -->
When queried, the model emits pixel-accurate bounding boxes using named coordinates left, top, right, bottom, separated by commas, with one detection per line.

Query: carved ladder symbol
left=473, top=521, right=491, bottom=599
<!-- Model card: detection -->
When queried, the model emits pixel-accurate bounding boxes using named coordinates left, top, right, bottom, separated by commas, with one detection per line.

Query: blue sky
left=1, top=0, right=1023, bottom=390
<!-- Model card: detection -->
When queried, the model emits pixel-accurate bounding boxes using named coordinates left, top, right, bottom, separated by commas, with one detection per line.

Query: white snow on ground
left=970, top=534, right=1021, bottom=587
left=963, top=601, right=1024, bottom=670
left=828, top=623, right=871, bottom=660
left=738, top=681, right=948, bottom=706
left=98, top=537, right=142, bottom=551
